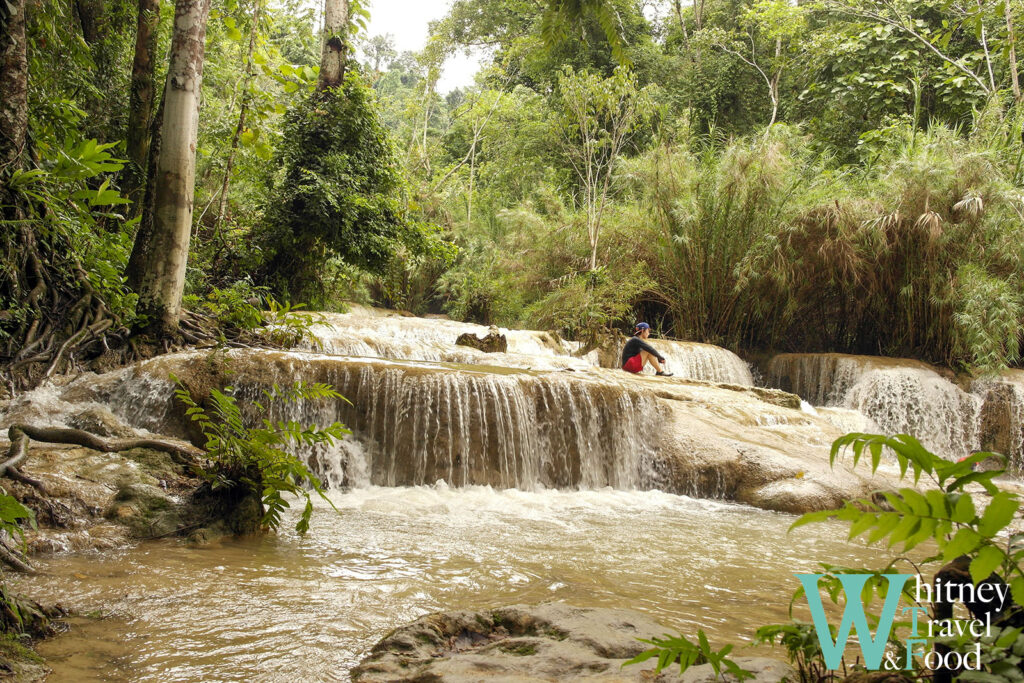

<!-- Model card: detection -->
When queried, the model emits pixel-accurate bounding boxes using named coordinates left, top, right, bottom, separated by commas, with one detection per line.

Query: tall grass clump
left=620, top=125, right=833, bottom=348
left=612, top=117, right=1024, bottom=371
left=742, top=123, right=1024, bottom=369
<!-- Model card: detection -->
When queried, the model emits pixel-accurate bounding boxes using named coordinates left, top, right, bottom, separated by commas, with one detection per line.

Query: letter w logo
left=795, top=573, right=910, bottom=670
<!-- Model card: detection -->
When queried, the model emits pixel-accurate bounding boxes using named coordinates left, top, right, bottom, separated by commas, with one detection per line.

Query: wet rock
left=974, top=378, right=1024, bottom=472
left=739, top=386, right=802, bottom=411
left=185, top=474, right=264, bottom=539
left=104, top=483, right=181, bottom=538
left=681, top=657, right=794, bottom=683
left=2, top=443, right=197, bottom=553
left=66, top=406, right=136, bottom=438
left=455, top=328, right=508, bottom=353
left=353, top=603, right=709, bottom=682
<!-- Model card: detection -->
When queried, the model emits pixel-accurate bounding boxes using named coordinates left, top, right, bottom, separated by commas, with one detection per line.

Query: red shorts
left=622, top=354, right=643, bottom=373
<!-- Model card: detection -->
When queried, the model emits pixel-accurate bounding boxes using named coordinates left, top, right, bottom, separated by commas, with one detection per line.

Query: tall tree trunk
left=1007, top=0, right=1021, bottom=103
left=125, top=0, right=161, bottom=213
left=216, top=0, right=261, bottom=229
left=317, top=0, right=348, bottom=90
left=672, top=0, right=689, bottom=49
left=75, top=0, right=104, bottom=45
left=126, top=92, right=164, bottom=290
left=0, top=0, right=28, bottom=174
left=127, top=0, right=212, bottom=334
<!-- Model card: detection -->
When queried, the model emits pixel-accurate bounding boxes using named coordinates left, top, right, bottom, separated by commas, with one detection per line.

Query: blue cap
left=636, top=322, right=650, bottom=330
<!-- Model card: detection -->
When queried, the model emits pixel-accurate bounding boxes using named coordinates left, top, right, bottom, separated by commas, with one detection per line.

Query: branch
left=5, top=425, right=205, bottom=465
left=823, top=0, right=992, bottom=95
left=431, top=91, right=506, bottom=194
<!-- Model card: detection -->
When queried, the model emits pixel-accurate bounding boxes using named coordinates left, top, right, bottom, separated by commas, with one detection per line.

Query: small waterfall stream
left=765, top=353, right=987, bottom=462
left=244, top=362, right=662, bottom=490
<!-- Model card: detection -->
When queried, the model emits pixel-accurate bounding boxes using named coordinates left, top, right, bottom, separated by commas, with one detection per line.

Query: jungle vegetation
left=2, top=0, right=1024, bottom=384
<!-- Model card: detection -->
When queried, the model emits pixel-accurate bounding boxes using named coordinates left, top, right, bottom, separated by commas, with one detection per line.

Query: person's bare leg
left=640, top=350, right=664, bottom=373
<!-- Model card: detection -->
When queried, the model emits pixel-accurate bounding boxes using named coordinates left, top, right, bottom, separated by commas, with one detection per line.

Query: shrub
left=173, top=377, right=349, bottom=534
left=255, top=73, right=455, bottom=306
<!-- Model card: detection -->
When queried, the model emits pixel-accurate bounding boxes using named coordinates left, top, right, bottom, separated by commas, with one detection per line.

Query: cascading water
left=304, top=306, right=755, bottom=385
left=654, top=340, right=754, bottom=386
left=35, top=351, right=664, bottom=492
left=766, top=353, right=981, bottom=460
left=245, top=361, right=663, bottom=490
left=306, top=306, right=599, bottom=371
left=972, top=371, right=1024, bottom=473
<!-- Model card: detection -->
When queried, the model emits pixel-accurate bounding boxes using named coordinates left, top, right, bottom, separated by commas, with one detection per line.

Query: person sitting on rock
left=621, top=323, right=673, bottom=376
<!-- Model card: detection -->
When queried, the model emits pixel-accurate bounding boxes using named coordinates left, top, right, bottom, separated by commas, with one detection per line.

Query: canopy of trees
left=2, top=0, right=1024, bottom=380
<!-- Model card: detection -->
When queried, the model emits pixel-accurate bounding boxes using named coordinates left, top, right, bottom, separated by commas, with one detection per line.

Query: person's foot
left=656, top=371, right=674, bottom=377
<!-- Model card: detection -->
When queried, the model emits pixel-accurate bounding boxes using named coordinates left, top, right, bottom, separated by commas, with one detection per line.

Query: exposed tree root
left=0, top=539, right=33, bottom=574
left=4, top=425, right=204, bottom=467
left=0, top=425, right=208, bottom=572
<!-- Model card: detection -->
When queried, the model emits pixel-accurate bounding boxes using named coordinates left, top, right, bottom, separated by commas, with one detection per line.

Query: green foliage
left=256, top=72, right=455, bottom=306
left=1, top=136, right=137, bottom=351
left=183, top=280, right=325, bottom=348
left=541, top=0, right=629, bottom=65
left=952, top=264, right=1023, bottom=373
left=524, top=263, right=648, bottom=342
left=712, top=433, right=1024, bottom=682
left=172, top=376, right=350, bottom=533
left=753, top=622, right=831, bottom=682
left=0, top=492, right=39, bottom=635
left=623, top=628, right=753, bottom=680
left=185, top=280, right=268, bottom=331
left=439, top=246, right=525, bottom=325
left=957, top=625, right=1024, bottom=683
left=0, top=493, right=35, bottom=550
left=793, top=433, right=1024, bottom=604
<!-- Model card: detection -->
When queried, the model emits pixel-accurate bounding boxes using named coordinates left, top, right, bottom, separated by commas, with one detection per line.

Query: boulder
left=455, top=328, right=508, bottom=354
left=352, top=603, right=793, bottom=683
left=67, top=406, right=137, bottom=438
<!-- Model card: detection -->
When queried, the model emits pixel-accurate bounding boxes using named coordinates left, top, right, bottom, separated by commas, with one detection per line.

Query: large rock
left=973, top=374, right=1024, bottom=473
left=455, top=328, right=508, bottom=354
left=3, top=444, right=196, bottom=554
left=352, top=603, right=794, bottom=683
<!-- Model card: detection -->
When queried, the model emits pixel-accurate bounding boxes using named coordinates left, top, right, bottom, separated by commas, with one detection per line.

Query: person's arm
left=637, top=339, right=665, bottom=362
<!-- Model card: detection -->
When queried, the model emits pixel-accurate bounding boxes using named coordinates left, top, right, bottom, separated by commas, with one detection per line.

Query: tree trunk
left=1008, top=0, right=1021, bottom=103
left=128, top=0, right=212, bottom=335
left=216, top=0, right=261, bottom=229
left=125, top=0, right=161, bottom=213
left=673, top=0, right=689, bottom=49
left=0, top=0, right=29, bottom=173
left=75, top=0, right=104, bottom=45
left=126, top=91, right=164, bottom=292
left=317, top=0, right=348, bottom=90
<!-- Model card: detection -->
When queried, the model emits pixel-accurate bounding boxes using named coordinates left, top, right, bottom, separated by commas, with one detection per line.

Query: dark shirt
left=621, top=335, right=665, bottom=365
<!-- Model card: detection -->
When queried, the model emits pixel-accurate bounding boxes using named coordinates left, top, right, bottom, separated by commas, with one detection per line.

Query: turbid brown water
left=18, top=485, right=914, bottom=682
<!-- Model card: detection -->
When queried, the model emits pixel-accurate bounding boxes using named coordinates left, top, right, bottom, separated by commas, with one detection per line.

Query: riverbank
left=0, top=307, right=1019, bottom=679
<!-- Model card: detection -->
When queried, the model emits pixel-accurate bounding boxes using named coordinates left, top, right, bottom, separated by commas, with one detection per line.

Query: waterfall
left=655, top=341, right=753, bottom=386
left=254, top=362, right=664, bottom=490
left=766, top=353, right=980, bottom=460
left=307, top=307, right=754, bottom=386
left=55, top=352, right=664, bottom=491
left=972, top=372, right=1024, bottom=473
left=306, top=308, right=599, bottom=371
